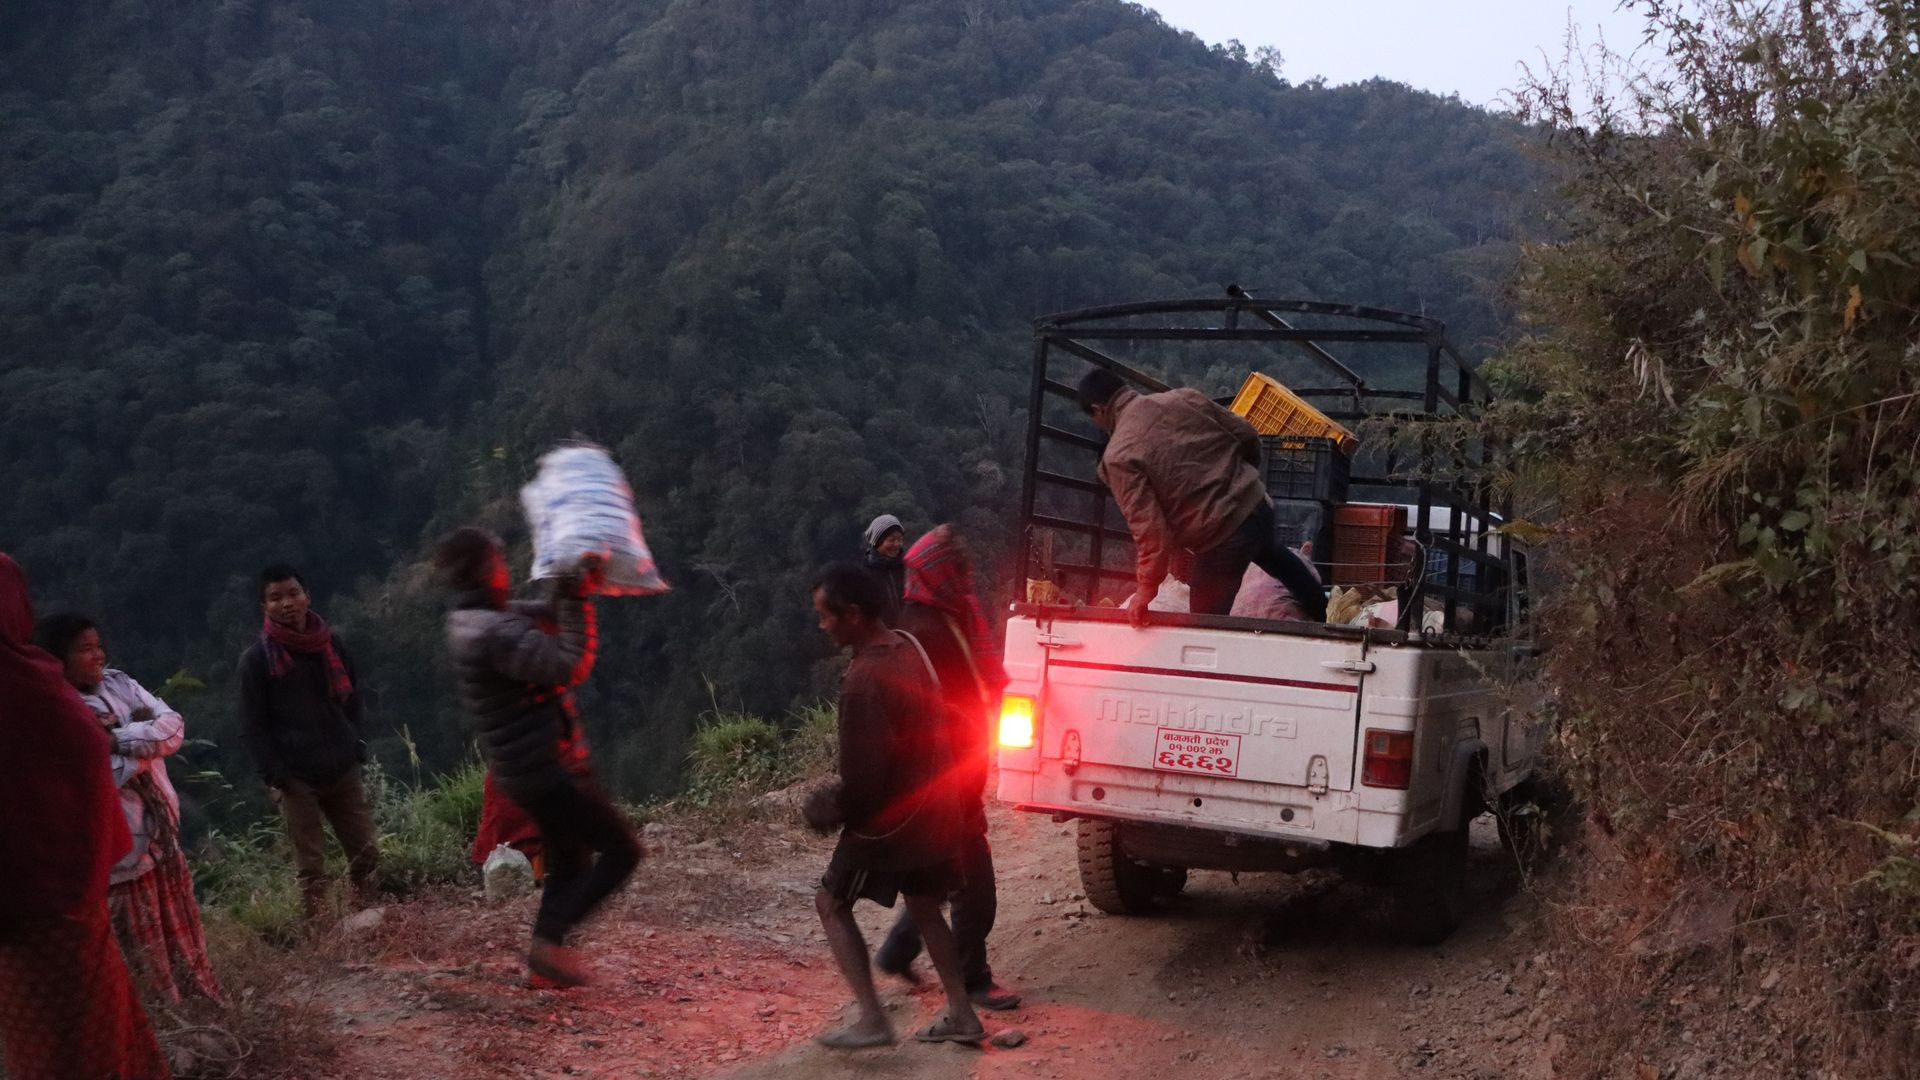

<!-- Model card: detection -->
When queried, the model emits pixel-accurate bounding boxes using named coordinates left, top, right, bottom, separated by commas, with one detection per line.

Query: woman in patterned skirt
left=36, top=613, right=222, bottom=1003
left=0, top=554, right=171, bottom=1080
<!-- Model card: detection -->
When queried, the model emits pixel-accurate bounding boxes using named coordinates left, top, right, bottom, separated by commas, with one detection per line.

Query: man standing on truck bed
left=1077, top=369, right=1328, bottom=626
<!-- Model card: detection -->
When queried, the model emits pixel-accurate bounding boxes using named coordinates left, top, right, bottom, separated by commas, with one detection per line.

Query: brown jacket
left=1096, top=387, right=1266, bottom=594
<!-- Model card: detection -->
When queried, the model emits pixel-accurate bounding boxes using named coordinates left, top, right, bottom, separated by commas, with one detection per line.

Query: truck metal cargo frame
left=1015, top=293, right=1512, bottom=637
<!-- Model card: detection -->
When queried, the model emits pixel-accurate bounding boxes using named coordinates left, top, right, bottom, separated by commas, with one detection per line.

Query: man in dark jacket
left=436, top=527, right=640, bottom=987
left=807, top=563, right=983, bottom=1049
left=1077, top=368, right=1327, bottom=626
left=239, top=563, right=380, bottom=920
left=872, top=526, right=1020, bottom=1010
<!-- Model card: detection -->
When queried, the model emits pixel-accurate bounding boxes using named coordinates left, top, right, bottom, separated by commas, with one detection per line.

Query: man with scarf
left=871, top=526, right=1021, bottom=1011
left=238, top=563, right=380, bottom=921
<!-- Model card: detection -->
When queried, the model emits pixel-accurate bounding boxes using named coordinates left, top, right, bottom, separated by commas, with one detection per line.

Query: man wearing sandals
left=806, top=564, right=985, bottom=1049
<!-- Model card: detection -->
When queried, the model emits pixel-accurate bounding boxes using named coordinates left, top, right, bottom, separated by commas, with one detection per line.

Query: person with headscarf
left=470, top=770, right=545, bottom=879
left=0, top=554, right=172, bottom=1080
left=860, top=514, right=907, bottom=626
left=35, top=612, right=221, bottom=1004
left=871, top=525, right=1021, bottom=1011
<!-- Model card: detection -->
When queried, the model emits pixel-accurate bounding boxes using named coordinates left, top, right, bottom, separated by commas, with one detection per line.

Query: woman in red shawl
left=870, top=526, right=1021, bottom=1011
left=0, top=553, right=171, bottom=1080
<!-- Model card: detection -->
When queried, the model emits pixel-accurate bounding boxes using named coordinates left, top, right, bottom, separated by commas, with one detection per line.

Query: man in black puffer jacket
left=436, top=526, right=640, bottom=987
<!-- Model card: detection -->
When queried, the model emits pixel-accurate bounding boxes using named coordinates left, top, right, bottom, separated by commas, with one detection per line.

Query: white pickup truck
left=996, top=297, right=1543, bottom=943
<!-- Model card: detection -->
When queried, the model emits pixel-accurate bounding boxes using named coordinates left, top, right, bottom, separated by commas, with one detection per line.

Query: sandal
left=526, top=940, right=589, bottom=988
left=914, top=1015, right=986, bottom=1045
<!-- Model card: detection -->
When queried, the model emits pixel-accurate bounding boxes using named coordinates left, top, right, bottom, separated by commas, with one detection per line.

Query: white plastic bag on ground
left=482, top=844, right=535, bottom=902
left=520, top=443, right=670, bottom=595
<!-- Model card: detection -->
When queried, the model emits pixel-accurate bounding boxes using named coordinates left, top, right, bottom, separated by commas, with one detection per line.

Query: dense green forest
left=0, top=0, right=1539, bottom=815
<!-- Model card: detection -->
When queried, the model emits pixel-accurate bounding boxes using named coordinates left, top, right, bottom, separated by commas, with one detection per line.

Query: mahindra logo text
left=1097, top=696, right=1299, bottom=739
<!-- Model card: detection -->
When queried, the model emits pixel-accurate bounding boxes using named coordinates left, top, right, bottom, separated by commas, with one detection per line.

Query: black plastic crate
left=1261, top=435, right=1350, bottom=503
left=1271, top=498, right=1335, bottom=579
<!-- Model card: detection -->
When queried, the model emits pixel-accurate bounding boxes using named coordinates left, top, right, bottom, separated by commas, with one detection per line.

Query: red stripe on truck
left=1046, top=659, right=1358, bottom=695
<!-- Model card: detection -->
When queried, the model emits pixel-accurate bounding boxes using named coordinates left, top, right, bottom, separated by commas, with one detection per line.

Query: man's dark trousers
left=1188, top=501, right=1328, bottom=620
left=873, top=799, right=997, bottom=992
left=274, top=765, right=380, bottom=916
left=512, top=778, right=642, bottom=944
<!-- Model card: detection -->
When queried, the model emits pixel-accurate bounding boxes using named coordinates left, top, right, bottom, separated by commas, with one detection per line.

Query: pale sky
left=1145, top=1, right=1659, bottom=109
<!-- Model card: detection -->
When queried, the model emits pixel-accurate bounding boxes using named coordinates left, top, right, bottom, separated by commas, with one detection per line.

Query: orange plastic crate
left=1229, top=373, right=1359, bottom=454
left=1330, top=504, right=1409, bottom=586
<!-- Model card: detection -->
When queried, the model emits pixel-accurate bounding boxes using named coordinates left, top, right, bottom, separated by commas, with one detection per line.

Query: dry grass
left=1529, top=490, right=1920, bottom=1080
left=148, top=913, right=361, bottom=1080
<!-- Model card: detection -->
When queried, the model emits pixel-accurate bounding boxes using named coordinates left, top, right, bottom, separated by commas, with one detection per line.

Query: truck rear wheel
left=1076, top=819, right=1163, bottom=915
left=1496, top=773, right=1573, bottom=876
left=1387, top=827, right=1468, bottom=945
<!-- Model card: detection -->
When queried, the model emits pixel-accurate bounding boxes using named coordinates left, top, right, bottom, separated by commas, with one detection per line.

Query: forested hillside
left=0, top=0, right=1539, bottom=810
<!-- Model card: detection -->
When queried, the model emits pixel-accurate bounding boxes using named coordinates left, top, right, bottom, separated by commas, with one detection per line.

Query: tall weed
left=1501, top=3, right=1920, bottom=1073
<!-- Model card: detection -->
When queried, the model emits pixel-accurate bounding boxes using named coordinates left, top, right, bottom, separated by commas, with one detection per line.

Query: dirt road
left=309, top=806, right=1562, bottom=1080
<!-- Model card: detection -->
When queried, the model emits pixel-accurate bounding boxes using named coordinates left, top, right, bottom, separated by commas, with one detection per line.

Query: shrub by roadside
left=168, top=760, right=486, bottom=1077
left=678, top=700, right=838, bottom=826
left=1502, top=5, right=1920, bottom=1074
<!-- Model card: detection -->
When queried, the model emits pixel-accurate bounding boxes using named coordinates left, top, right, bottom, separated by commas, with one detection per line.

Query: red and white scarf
left=260, top=611, right=353, bottom=702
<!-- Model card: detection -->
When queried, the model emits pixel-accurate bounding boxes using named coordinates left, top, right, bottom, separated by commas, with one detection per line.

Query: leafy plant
left=1497, top=2, right=1920, bottom=1071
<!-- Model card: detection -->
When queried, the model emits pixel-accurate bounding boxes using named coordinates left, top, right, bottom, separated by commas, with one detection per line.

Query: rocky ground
left=261, top=805, right=1571, bottom=1080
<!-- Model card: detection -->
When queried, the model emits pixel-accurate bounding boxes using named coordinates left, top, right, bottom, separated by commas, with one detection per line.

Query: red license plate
left=1152, top=728, right=1241, bottom=778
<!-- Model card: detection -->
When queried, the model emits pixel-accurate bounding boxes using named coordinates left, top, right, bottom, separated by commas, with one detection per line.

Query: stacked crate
left=1232, top=373, right=1408, bottom=587
left=1259, top=434, right=1342, bottom=578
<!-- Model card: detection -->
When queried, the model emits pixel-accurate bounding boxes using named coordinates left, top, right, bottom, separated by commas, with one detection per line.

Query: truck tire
left=1388, top=827, right=1468, bottom=945
left=1496, top=773, right=1574, bottom=875
left=1076, top=819, right=1161, bottom=915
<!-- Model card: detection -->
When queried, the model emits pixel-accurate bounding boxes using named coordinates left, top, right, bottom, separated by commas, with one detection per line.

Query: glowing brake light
left=1361, top=729, right=1414, bottom=789
left=998, top=694, right=1036, bottom=749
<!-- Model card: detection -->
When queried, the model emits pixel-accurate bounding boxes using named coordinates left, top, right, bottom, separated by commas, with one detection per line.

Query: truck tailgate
left=1032, top=618, right=1366, bottom=791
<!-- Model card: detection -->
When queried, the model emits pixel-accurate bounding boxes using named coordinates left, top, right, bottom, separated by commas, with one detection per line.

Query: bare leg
left=813, top=889, right=893, bottom=1048
left=903, top=893, right=984, bottom=1040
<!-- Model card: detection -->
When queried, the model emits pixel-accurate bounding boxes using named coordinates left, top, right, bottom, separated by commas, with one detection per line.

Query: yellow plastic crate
left=1229, top=372, right=1359, bottom=454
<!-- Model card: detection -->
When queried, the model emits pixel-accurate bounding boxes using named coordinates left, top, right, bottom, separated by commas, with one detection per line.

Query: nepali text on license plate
left=1152, top=728, right=1241, bottom=778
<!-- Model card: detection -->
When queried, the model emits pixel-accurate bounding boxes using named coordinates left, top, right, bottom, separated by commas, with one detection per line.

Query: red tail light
left=998, top=695, right=1036, bottom=749
left=1361, top=729, right=1414, bottom=789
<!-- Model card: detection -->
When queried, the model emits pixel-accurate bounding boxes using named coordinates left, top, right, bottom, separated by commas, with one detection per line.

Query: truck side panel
left=1353, top=648, right=1509, bottom=835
